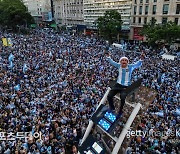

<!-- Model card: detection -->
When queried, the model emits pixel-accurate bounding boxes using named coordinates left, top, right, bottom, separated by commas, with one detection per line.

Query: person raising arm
left=105, top=51, right=145, bottom=115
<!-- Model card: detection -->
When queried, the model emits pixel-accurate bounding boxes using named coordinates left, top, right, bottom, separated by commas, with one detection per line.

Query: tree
left=142, top=20, right=180, bottom=46
left=0, top=0, right=34, bottom=31
left=96, top=10, right=122, bottom=44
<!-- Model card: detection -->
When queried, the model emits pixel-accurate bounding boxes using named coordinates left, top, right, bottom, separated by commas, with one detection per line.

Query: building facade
left=53, top=0, right=84, bottom=26
left=83, top=0, right=132, bottom=30
left=23, top=0, right=51, bottom=24
left=130, top=0, right=180, bottom=40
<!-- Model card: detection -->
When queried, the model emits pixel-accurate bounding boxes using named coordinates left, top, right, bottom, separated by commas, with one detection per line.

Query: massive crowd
left=0, top=29, right=179, bottom=154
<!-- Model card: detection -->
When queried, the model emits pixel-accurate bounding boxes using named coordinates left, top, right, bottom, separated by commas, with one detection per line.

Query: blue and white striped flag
left=176, top=108, right=180, bottom=116
left=14, top=84, right=20, bottom=91
left=23, top=63, right=28, bottom=73
left=154, top=111, right=164, bottom=117
left=8, top=53, right=14, bottom=62
left=9, top=61, right=14, bottom=69
left=161, top=73, right=166, bottom=83
left=67, top=47, right=70, bottom=53
left=176, top=81, right=180, bottom=90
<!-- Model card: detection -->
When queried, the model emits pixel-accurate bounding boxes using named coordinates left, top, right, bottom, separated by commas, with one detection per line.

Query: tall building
left=130, top=0, right=180, bottom=40
left=53, top=0, right=84, bottom=26
left=83, top=0, right=132, bottom=30
left=23, top=0, right=51, bottom=24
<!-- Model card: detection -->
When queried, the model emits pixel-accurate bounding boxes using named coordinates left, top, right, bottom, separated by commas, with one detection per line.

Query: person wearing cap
left=105, top=52, right=145, bottom=115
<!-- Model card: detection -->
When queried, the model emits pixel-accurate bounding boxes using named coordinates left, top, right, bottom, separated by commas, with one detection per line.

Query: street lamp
left=50, top=0, right=54, bottom=19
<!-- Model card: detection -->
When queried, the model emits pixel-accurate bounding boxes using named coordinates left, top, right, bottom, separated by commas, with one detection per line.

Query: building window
left=162, top=17, right=168, bottom=24
left=139, top=6, right=142, bottom=14
left=164, top=0, right=169, bottom=1
left=174, top=18, right=178, bottom=24
left=139, top=17, right=141, bottom=23
left=133, top=17, right=136, bottom=23
left=146, top=0, right=149, bottom=3
left=176, top=4, right=180, bottom=14
left=152, top=5, right=156, bottom=14
left=154, top=0, right=157, bottom=2
left=144, top=17, right=147, bottom=24
left=151, top=17, right=156, bottom=24
left=135, top=0, right=137, bottom=4
left=140, top=0, right=143, bottom=3
left=145, top=5, right=148, bottom=15
left=134, top=6, right=137, bottom=15
left=163, top=4, right=169, bottom=14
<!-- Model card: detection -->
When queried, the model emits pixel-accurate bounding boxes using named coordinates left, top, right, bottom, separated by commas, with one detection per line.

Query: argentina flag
left=23, top=63, right=28, bottom=73
left=14, top=84, right=20, bottom=91
left=154, top=111, right=164, bottom=117
left=176, top=108, right=180, bottom=116
left=161, top=73, right=166, bottom=83
left=8, top=53, right=14, bottom=62
left=9, top=61, right=14, bottom=69
left=157, top=72, right=166, bottom=84
left=176, top=81, right=180, bottom=90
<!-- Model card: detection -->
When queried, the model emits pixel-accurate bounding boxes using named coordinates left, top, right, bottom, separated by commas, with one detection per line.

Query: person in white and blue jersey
left=106, top=52, right=144, bottom=115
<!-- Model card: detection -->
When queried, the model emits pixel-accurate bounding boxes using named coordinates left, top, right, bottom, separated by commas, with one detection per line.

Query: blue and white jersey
left=107, top=57, right=143, bottom=86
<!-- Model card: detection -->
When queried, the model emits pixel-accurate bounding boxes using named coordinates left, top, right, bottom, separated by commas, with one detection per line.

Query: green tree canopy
left=142, top=21, right=180, bottom=46
left=96, top=10, right=122, bottom=44
left=0, top=0, right=34, bottom=31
